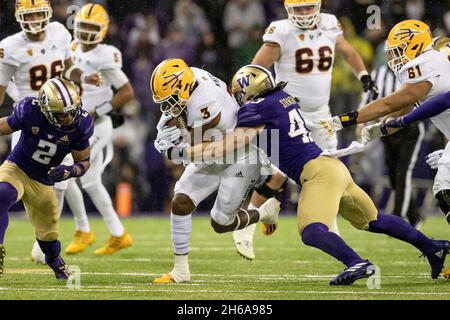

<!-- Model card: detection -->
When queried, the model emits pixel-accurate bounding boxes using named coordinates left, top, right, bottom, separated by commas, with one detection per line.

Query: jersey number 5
left=288, top=108, right=313, bottom=143
left=32, top=140, right=57, bottom=165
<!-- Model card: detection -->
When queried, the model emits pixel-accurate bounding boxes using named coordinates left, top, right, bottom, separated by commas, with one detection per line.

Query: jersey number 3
left=288, top=109, right=312, bottom=143
left=32, top=140, right=57, bottom=165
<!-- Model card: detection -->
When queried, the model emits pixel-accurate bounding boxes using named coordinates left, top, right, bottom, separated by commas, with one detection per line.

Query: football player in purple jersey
left=0, top=78, right=93, bottom=280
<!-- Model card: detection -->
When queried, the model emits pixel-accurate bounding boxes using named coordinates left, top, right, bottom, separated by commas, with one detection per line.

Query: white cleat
left=233, top=223, right=257, bottom=260
left=31, top=241, right=46, bottom=264
left=258, top=198, right=281, bottom=225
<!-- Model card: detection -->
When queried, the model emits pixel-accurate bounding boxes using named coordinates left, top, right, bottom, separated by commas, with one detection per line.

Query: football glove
left=361, top=74, right=379, bottom=101
left=157, top=126, right=182, bottom=145
left=310, top=116, right=344, bottom=138
left=426, top=149, right=444, bottom=170
left=361, top=122, right=384, bottom=145
left=48, top=165, right=80, bottom=183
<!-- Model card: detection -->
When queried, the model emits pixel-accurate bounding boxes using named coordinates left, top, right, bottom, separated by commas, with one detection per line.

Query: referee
left=360, top=64, right=425, bottom=228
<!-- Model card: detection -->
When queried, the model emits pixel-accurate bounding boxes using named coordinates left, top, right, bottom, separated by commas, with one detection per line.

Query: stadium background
left=0, top=0, right=448, bottom=216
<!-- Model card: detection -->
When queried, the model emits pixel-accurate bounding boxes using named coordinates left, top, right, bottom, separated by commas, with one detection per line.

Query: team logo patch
left=32, top=127, right=40, bottom=135
left=57, top=135, right=70, bottom=144
left=41, top=49, right=46, bottom=55
left=299, top=34, right=305, bottom=41
left=27, top=48, right=33, bottom=56
left=237, top=75, right=250, bottom=89
left=47, top=134, right=54, bottom=140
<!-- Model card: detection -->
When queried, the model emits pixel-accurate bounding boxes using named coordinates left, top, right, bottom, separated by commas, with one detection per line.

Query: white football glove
left=157, top=126, right=182, bottom=144
left=361, top=122, right=384, bottom=145
left=425, top=149, right=444, bottom=170
left=310, top=116, right=343, bottom=138
left=156, top=113, right=174, bottom=131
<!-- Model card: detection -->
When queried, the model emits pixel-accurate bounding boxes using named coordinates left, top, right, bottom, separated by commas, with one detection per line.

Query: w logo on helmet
left=237, top=75, right=251, bottom=89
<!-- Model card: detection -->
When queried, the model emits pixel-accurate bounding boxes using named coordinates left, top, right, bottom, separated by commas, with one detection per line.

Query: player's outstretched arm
left=0, top=117, right=14, bottom=136
left=310, top=81, right=432, bottom=138
left=251, top=43, right=281, bottom=69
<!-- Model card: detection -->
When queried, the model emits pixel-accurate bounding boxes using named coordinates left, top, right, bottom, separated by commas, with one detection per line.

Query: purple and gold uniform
left=6, top=97, right=94, bottom=185
left=0, top=97, right=93, bottom=241
left=236, top=86, right=322, bottom=184
left=236, top=86, right=377, bottom=233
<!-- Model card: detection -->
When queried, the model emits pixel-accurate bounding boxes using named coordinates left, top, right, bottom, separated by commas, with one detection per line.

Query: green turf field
left=0, top=215, right=449, bottom=300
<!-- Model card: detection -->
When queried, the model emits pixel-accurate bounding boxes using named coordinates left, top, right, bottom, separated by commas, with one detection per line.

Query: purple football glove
left=48, top=165, right=76, bottom=183
left=380, top=117, right=406, bottom=135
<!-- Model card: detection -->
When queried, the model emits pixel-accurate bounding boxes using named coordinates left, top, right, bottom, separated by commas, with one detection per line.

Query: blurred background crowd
left=0, top=0, right=449, bottom=217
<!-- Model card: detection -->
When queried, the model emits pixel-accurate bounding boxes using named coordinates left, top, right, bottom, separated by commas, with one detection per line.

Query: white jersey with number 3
left=263, top=14, right=343, bottom=111
left=397, top=49, right=450, bottom=139
left=0, top=22, right=71, bottom=100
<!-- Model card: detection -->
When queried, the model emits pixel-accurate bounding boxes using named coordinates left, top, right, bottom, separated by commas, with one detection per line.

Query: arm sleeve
left=0, top=62, right=17, bottom=86
left=102, top=68, right=129, bottom=90
left=403, top=91, right=450, bottom=125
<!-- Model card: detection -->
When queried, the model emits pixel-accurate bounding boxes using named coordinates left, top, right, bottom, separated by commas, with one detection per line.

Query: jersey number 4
left=288, top=109, right=313, bottom=143
left=32, top=140, right=57, bottom=165
left=295, top=46, right=333, bottom=74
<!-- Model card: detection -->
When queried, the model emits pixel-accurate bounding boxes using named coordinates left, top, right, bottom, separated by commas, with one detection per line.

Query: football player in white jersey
left=233, top=0, right=379, bottom=260
left=312, top=20, right=450, bottom=226
left=51, top=3, right=135, bottom=256
left=151, top=59, right=281, bottom=283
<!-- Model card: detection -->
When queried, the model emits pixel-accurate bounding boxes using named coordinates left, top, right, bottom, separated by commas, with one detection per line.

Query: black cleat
left=330, top=261, right=376, bottom=286
left=424, top=240, right=450, bottom=279
left=46, top=255, right=73, bottom=280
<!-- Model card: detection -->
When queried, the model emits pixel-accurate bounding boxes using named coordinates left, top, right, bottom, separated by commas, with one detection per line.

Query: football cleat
left=262, top=223, right=277, bottom=236
left=423, top=240, right=449, bottom=279
left=233, top=223, right=256, bottom=260
left=444, top=268, right=450, bottom=279
left=153, top=270, right=191, bottom=284
left=0, top=244, right=5, bottom=275
left=94, top=230, right=132, bottom=255
left=258, top=198, right=281, bottom=225
left=46, top=256, right=73, bottom=280
left=65, top=230, right=95, bottom=255
left=330, top=260, right=376, bottom=286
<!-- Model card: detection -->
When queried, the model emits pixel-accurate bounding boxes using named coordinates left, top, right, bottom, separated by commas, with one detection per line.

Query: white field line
left=0, top=287, right=449, bottom=297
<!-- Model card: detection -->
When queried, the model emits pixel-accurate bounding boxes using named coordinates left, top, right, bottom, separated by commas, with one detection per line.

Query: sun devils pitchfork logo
left=162, top=70, right=186, bottom=90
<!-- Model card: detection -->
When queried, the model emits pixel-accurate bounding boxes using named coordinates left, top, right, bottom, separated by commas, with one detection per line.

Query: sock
left=368, top=212, right=435, bottom=254
left=85, top=183, right=124, bottom=237
left=0, top=183, right=18, bottom=244
left=171, top=213, right=192, bottom=255
left=301, top=223, right=364, bottom=267
left=37, top=239, right=61, bottom=263
left=66, top=181, right=90, bottom=233
left=232, top=209, right=260, bottom=231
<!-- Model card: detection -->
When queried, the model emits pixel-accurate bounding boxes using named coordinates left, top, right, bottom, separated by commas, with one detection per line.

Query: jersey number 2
left=32, top=140, right=57, bottom=165
left=288, top=109, right=312, bottom=143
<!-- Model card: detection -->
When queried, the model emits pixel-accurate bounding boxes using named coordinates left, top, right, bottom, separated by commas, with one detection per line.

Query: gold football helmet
left=385, top=20, right=432, bottom=73
left=434, top=36, right=450, bottom=56
left=284, top=0, right=321, bottom=29
left=150, top=58, right=195, bottom=117
left=230, top=65, right=276, bottom=106
left=38, top=79, right=83, bottom=132
left=74, top=3, right=110, bottom=45
left=15, top=0, right=52, bottom=34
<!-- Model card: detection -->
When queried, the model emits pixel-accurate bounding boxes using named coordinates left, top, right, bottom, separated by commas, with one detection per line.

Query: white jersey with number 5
left=263, top=14, right=343, bottom=112
left=397, top=48, right=450, bottom=138
left=71, top=41, right=128, bottom=112
left=0, top=22, right=71, bottom=100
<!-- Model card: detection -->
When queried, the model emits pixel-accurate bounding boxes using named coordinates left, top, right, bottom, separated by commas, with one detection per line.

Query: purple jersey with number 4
left=6, top=97, right=94, bottom=185
left=236, top=87, right=322, bottom=184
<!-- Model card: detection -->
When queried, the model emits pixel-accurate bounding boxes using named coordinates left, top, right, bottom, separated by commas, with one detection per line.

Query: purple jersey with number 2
left=236, top=87, right=322, bottom=184
left=6, top=97, right=94, bottom=185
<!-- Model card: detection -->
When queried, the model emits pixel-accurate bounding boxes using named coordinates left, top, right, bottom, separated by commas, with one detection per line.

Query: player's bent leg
left=154, top=193, right=195, bottom=284
left=0, top=182, right=19, bottom=275
left=37, top=239, right=72, bottom=280
left=342, top=179, right=450, bottom=279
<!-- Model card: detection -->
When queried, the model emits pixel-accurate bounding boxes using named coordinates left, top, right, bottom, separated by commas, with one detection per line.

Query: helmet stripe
left=50, top=79, right=68, bottom=109
left=59, top=80, right=74, bottom=105
left=87, top=3, right=96, bottom=17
